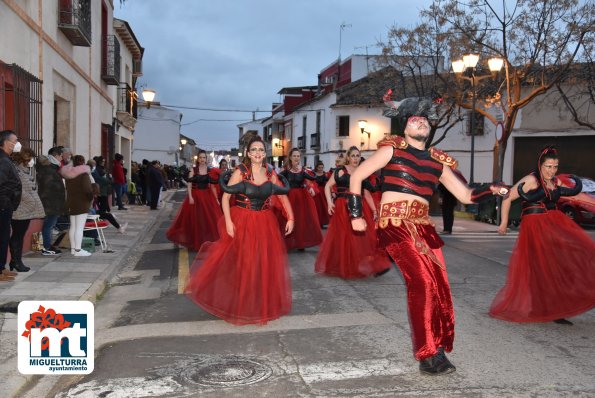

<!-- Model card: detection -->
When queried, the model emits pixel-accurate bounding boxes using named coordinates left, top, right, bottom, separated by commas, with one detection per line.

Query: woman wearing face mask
left=167, top=150, right=222, bottom=251
left=315, top=146, right=391, bottom=278
left=8, top=149, right=46, bottom=272
left=491, top=146, right=595, bottom=325
left=186, top=136, right=294, bottom=325
left=278, top=148, right=323, bottom=250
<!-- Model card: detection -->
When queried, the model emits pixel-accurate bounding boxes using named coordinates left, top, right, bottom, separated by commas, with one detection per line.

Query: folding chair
left=84, top=214, right=110, bottom=252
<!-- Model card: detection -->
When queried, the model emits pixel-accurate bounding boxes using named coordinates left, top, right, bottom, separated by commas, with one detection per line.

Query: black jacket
left=0, top=150, right=22, bottom=211
left=35, top=155, right=66, bottom=216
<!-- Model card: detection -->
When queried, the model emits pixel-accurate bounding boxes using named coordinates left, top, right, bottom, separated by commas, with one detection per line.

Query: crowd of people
left=0, top=129, right=185, bottom=278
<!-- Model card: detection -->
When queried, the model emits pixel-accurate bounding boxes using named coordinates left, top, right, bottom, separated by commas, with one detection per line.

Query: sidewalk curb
left=8, top=191, right=175, bottom=398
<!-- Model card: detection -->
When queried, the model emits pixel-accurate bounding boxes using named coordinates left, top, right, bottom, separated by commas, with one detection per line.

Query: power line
left=160, top=103, right=273, bottom=113
left=181, top=118, right=249, bottom=126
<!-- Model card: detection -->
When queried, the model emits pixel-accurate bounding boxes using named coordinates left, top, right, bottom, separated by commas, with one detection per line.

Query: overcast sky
left=114, top=0, right=431, bottom=150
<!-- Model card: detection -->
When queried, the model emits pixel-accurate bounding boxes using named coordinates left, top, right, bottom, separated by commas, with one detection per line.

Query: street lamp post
left=141, top=89, right=156, bottom=109
left=451, top=54, right=503, bottom=184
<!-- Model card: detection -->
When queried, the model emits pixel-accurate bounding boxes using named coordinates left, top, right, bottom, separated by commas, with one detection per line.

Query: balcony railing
left=101, top=35, right=121, bottom=85
left=310, top=133, right=320, bottom=149
left=58, top=0, right=92, bottom=47
left=117, top=84, right=137, bottom=119
left=297, top=136, right=305, bottom=150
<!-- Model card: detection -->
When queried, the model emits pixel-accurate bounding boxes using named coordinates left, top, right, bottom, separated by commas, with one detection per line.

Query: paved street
left=3, top=192, right=595, bottom=397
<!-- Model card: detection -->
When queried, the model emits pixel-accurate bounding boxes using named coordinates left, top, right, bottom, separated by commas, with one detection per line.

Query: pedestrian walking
left=347, top=97, right=508, bottom=375
left=491, top=146, right=595, bottom=325
left=186, top=136, right=294, bottom=324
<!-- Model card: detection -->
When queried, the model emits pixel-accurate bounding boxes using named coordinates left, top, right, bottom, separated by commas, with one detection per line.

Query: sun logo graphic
left=18, top=301, right=94, bottom=374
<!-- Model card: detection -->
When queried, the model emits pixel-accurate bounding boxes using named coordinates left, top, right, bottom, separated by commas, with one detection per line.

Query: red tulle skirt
left=283, top=188, right=323, bottom=250
left=312, top=191, right=330, bottom=227
left=315, top=198, right=391, bottom=278
left=490, top=210, right=595, bottom=322
left=185, top=206, right=292, bottom=325
left=166, top=189, right=222, bottom=251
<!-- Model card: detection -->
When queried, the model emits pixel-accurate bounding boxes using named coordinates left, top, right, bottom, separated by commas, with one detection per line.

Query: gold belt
left=378, top=200, right=432, bottom=229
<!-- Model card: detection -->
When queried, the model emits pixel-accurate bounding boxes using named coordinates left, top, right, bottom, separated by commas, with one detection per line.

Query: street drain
left=183, top=356, right=273, bottom=387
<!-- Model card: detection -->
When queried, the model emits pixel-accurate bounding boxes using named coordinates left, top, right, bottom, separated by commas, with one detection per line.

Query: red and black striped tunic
left=378, top=136, right=457, bottom=203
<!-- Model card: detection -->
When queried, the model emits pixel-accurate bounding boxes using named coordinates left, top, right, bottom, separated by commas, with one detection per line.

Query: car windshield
left=581, top=178, right=595, bottom=194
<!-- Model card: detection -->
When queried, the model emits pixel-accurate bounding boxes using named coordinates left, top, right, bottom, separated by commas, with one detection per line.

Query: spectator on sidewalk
left=147, top=160, right=164, bottom=210
left=112, top=153, right=127, bottom=210
left=36, top=147, right=66, bottom=255
left=61, top=155, right=94, bottom=257
left=9, top=148, right=45, bottom=272
left=90, top=183, right=127, bottom=233
left=0, top=130, right=22, bottom=282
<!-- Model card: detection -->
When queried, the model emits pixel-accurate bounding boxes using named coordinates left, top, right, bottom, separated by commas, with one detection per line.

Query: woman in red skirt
left=312, top=160, right=330, bottom=228
left=278, top=148, right=323, bottom=250
left=315, top=146, right=391, bottom=278
left=166, top=150, right=222, bottom=251
left=491, top=146, right=595, bottom=325
left=186, top=136, right=295, bottom=325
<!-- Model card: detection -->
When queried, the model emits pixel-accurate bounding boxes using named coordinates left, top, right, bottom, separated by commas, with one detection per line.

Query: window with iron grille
left=0, top=63, right=43, bottom=157
left=337, top=115, right=350, bottom=137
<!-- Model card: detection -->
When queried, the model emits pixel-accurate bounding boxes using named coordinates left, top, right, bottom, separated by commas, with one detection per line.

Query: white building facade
left=133, top=104, right=183, bottom=166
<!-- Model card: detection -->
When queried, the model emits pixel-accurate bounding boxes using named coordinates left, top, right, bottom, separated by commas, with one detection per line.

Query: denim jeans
left=42, top=214, right=60, bottom=250
left=114, top=183, right=126, bottom=208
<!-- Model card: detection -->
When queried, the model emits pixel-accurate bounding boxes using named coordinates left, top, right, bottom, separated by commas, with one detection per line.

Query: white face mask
left=27, top=159, right=35, bottom=168
left=12, top=141, right=22, bottom=153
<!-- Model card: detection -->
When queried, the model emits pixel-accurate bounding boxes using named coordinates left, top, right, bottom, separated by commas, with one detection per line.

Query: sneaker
left=41, top=248, right=58, bottom=256
left=73, top=249, right=92, bottom=257
left=419, top=348, right=456, bottom=375
left=118, top=206, right=128, bottom=211
left=49, top=246, right=62, bottom=254
left=118, top=222, right=128, bottom=234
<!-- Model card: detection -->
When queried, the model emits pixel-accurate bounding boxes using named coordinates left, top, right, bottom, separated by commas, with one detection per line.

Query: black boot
left=419, top=348, right=456, bottom=375
left=9, top=241, right=30, bottom=272
left=553, top=318, right=573, bottom=325
left=9, top=261, right=30, bottom=272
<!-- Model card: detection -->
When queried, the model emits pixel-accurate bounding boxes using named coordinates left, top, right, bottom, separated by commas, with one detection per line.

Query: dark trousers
left=0, top=208, right=13, bottom=270
left=9, top=218, right=31, bottom=265
left=442, top=204, right=455, bottom=233
left=149, top=186, right=160, bottom=209
left=98, top=211, right=120, bottom=229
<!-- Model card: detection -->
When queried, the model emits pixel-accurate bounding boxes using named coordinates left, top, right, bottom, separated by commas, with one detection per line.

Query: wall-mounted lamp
left=237, top=152, right=242, bottom=157
left=179, top=146, right=182, bottom=151
left=180, top=138, right=187, bottom=145
left=193, top=155, right=198, bottom=161
left=358, top=120, right=371, bottom=149
left=272, top=138, right=283, bottom=148
left=142, top=89, right=156, bottom=109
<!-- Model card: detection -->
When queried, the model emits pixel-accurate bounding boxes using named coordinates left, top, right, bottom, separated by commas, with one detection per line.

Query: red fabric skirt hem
left=489, top=210, right=595, bottom=322
left=315, top=198, right=391, bottom=279
left=185, top=206, right=292, bottom=325
left=166, top=189, right=222, bottom=251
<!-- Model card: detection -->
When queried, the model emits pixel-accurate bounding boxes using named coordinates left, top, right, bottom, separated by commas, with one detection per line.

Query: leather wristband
left=346, top=192, right=363, bottom=219
left=471, top=183, right=508, bottom=203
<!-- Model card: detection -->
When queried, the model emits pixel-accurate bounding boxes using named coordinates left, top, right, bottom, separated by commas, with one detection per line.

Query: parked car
left=557, top=175, right=595, bottom=225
